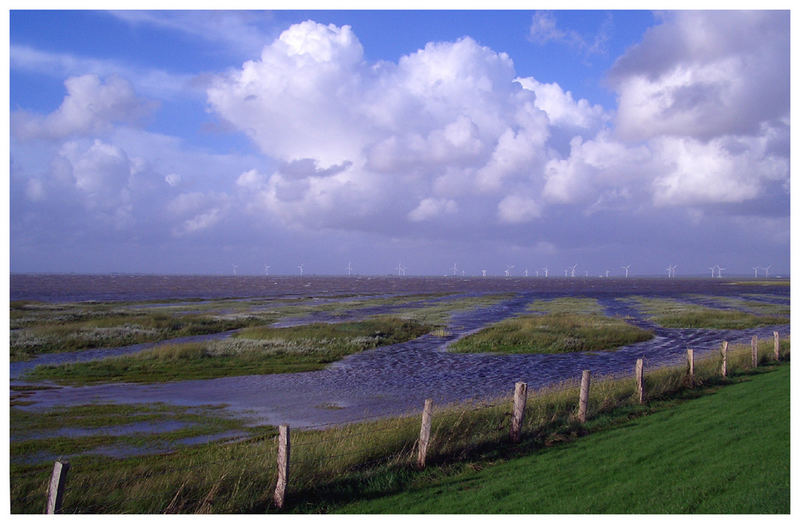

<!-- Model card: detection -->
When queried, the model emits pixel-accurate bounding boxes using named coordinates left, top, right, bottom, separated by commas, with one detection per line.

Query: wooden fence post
left=578, top=370, right=591, bottom=423
left=635, top=358, right=645, bottom=404
left=417, top=399, right=433, bottom=469
left=45, top=460, right=69, bottom=514
left=273, top=425, right=290, bottom=510
left=751, top=335, right=758, bottom=368
left=510, top=382, right=527, bottom=443
left=774, top=331, right=780, bottom=361
left=721, top=341, right=728, bottom=377
left=687, top=349, right=694, bottom=382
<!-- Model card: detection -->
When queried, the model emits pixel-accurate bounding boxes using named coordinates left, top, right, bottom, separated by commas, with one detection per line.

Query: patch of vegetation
left=630, top=297, right=788, bottom=329
left=449, top=313, right=653, bottom=354
left=10, top=403, right=260, bottom=464
left=386, top=294, right=514, bottom=325
left=686, top=295, right=790, bottom=317
left=726, top=280, right=790, bottom=287
left=23, top=317, right=433, bottom=384
left=9, top=311, right=256, bottom=362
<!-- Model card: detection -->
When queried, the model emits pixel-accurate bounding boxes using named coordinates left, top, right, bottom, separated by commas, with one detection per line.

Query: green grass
left=10, top=339, right=790, bottom=513
left=630, top=296, right=788, bottom=329
left=23, top=317, right=433, bottom=384
left=336, top=364, right=789, bottom=513
left=449, top=312, right=653, bottom=354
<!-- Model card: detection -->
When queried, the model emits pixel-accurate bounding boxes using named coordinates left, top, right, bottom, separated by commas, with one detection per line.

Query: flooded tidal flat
left=9, top=275, right=789, bottom=458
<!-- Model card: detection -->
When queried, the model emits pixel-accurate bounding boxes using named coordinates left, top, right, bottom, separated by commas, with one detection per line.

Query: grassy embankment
left=337, top=362, right=790, bottom=513
left=628, top=296, right=788, bottom=329
left=22, top=294, right=510, bottom=384
left=10, top=338, right=789, bottom=513
left=450, top=297, right=653, bottom=354
left=9, top=293, right=450, bottom=362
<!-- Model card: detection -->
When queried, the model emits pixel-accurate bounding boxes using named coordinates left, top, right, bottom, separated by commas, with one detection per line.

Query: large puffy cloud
left=12, top=74, right=155, bottom=140
left=208, top=21, right=555, bottom=231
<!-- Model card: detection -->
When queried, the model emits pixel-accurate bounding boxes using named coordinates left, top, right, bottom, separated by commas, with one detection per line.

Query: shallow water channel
left=12, top=289, right=789, bottom=435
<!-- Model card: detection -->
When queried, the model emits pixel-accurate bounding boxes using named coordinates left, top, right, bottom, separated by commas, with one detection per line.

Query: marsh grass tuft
left=629, top=296, right=788, bottom=329
left=450, top=312, right=653, bottom=354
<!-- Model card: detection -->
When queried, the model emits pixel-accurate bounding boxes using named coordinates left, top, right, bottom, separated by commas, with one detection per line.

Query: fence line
left=18, top=335, right=789, bottom=514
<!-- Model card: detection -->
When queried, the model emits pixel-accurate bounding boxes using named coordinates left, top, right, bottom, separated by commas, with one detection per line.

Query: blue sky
left=8, top=9, right=791, bottom=277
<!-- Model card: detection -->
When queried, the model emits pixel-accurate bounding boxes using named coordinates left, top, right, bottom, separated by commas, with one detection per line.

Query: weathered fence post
left=751, top=335, right=758, bottom=368
left=273, top=425, right=290, bottom=510
left=721, top=341, right=729, bottom=377
left=417, top=399, right=433, bottom=469
left=45, top=460, right=69, bottom=514
left=510, top=382, right=527, bottom=443
left=687, top=349, right=694, bottom=382
left=635, top=358, right=645, bottom=404
left=578, top=370, right=591, bottom=423
left=774, top=331, right=780, bottom=361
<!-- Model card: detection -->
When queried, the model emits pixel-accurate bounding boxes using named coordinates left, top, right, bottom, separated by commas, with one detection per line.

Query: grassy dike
left=336, top=363, right=790, bottom=514
left=10, top=338, right=789, bottom=513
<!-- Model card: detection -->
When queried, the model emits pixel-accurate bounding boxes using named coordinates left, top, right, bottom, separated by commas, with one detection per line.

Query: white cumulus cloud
left=207, top=21, right=554, bottom=233
left=12, top=74, right=155, bottom=141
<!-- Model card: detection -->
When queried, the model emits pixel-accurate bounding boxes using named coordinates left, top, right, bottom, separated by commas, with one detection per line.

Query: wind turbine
left=541, top=267, right=549, bottom=278
left=505, top=265, right=514, bottom=277
left=569, top=264, right=577, bottom=278
left=481, top=269, right=487, bottom=277
left=605, top=270, right=610, bottom=278
left=762, top=265, right=772, bottom=279
left=396, top=262, right=406, bottom=276
left=666, top=265, right=677, bottom=278
left=297, top=264, right=304, bottom=277
left=451, top=263, right=458, bottom=277
left=346, top=261, right=353, bottom=276
left=264, top=264, right=270, bottom=276
left=708, top=266, right=716, bottom=278
left=232, top=264, right=238, bottom=277
left=715, top=265, right=725, bottom=278
left=524, top=268, right=529, bottom=277
left=752, top=266, right=759, bottom=278
left=621, top=265, right=631, bottom=278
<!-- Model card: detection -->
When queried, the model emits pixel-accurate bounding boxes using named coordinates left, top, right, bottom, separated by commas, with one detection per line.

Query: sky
left=7, top=7, right=792, bottom=277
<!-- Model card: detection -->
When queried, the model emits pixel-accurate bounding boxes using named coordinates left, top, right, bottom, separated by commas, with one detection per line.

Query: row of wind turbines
left=234, top=262, right=775, bottom=278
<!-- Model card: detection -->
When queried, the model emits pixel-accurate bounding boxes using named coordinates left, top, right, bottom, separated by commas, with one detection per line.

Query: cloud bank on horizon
left=10, top=10, right=790, bottom=276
